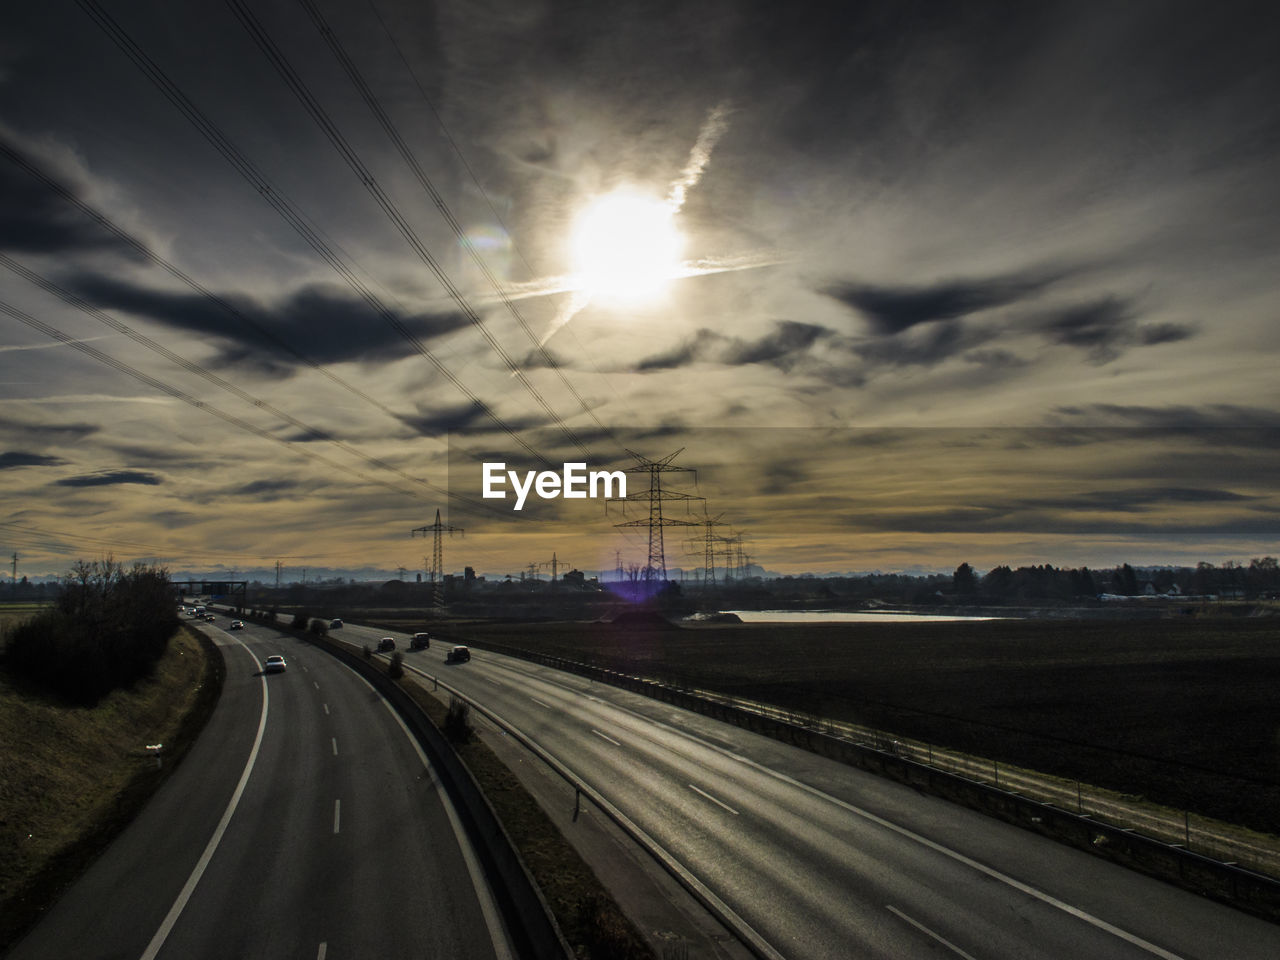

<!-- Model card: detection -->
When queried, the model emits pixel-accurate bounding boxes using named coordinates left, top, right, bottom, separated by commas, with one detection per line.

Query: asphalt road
left=340, top=620, right=1280, bottom=960
left=6, top=618, right=513, bottom=960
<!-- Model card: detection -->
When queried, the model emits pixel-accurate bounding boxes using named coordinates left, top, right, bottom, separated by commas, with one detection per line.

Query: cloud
left=55, top=470, right=162, bottom=487
left=822, top=272, right=1061, bottom=335
left=637, top=321, right=832, bottom=372
left=1050, top=404, right=1280, bottom=431
left=0, top=137, right=141, bottom=258
left=66, top=274, right=473, bottom=373
left=396, top=400, right=544, bottom=437
left=0, top=451, right=66, bottom=469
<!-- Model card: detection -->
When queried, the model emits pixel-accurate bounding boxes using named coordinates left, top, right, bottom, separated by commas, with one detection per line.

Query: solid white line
left=688, top=783, right=739, bottom=816
left=341, top=667, right=515, bottom=960
left=529, top=696, right=552, bottom=709
left=333, top=799, right=341, bottom=835
left=591, top=728, right=621, bottom=747
left=886, top=906, right=978, bottom=960
left=331, top=737, right=338, bottom=756
left=139, top=639, right=269, bottom=960
left=316, top=942, right=327, bottom=960
left=323, top=703, right=330, bottom=715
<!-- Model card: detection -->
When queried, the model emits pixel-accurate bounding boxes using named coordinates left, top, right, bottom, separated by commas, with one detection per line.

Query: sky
left=1, top=0, right=1278, bottom=582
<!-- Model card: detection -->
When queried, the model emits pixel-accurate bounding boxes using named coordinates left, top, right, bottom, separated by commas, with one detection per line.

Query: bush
left=387, top=651, right=404, bottom=680
left=290, top=611, right=309, bottom=630
left=362, top=644, right=372, bottom=660
left=443, top=697, right=473, bottom=744
left=3, top=559, right=180, bottom=703
left=308, top=618, right=329, bottom=637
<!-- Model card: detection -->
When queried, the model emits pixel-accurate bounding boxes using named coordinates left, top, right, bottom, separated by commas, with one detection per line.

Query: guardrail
left=463, top=638, right=1280, bottom=924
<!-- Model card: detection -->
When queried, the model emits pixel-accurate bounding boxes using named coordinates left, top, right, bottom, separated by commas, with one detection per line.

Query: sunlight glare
left=570, top=190, right=684, bottom=305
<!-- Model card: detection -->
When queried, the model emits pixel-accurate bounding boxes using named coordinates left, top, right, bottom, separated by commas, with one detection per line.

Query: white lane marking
left=314, top=680, right=320, bottom=690
left=323, top=703, right=330, bottom=715
left=529, top=696, right=552, bottom=709
left=139, top=638, right=269, bottom=960
left=341, top=667, right=515, bottom=960
left=476, top=656, right=1188, bottom=960
left=303, top=666, right=309, bottom=673
left=316, top=942, right=327, bottom=960
left=331, top=738, right=338, bottom=756
left=591, top=728, right=621, bottom=747
left=688, top=783, right=740, bottom=816
left=333, top=799, right=341, bottom=835
left=886, top=906, right=978, bottom=960
left=483, top=676, right=502, bottom=686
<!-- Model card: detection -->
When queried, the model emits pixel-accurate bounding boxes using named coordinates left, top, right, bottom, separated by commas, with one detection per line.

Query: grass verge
left=0, top=626, right=223, bottom=952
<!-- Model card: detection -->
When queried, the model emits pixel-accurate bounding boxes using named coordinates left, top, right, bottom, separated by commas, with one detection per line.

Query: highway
left=339, top=620, right=1280, bottom=960
left=7, top=619, right=514, bottom=960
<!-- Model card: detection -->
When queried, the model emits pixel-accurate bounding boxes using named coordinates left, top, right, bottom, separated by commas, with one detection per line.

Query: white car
left=263, top=655, right=287, bottom=673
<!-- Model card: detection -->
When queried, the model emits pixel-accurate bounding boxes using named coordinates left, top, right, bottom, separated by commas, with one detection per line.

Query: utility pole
left=608, top=448, right=703, bottom=588
left=275, top=560, right=282, bottom=591
left=411, top=509, right=464, bottom=610
left=11, top=552, right=16, bottom=588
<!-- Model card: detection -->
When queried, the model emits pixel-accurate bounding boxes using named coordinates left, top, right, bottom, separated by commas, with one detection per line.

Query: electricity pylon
left=411, top=509, right=463, bottom=609
left=608, top=449, right=703, bottom=585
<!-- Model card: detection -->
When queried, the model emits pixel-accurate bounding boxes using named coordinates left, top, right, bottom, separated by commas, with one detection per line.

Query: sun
left=570, top=189, right=684, bottom=305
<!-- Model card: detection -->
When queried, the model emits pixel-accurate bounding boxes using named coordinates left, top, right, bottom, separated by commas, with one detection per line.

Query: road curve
left=346, top=620, right=1280, bottom=960
left=7, top=620, right=514, bottom=960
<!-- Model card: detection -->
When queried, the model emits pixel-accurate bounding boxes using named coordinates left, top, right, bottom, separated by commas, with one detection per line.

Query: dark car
left=329, top=618, right=343, bottom=629
left=376, top=637, right=396, bottom=652
left=446, top=645, right=470, bottom=664
left=410, top=632, right=431, bottom=650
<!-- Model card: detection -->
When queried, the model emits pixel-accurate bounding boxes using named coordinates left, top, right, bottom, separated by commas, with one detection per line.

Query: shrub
left=443, top=697, right=473, bottom=744
left=387, top=651, right=404, bottom=680
left=3, top=559, right=180, bottom=703
left=308, top=618, right=329, bottom=637
left=290, top=611, right=309, bottom=630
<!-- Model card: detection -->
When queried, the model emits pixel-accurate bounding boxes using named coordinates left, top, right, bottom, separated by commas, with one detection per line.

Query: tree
left=953, top=563, right=978, bottom=595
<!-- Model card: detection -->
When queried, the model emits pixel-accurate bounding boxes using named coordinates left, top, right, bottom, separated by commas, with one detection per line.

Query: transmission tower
left=411, top=509, right=464, bottom=609
left=608, top=448, right=703, bottom=584
left=685, top=511, right=726, bottom=589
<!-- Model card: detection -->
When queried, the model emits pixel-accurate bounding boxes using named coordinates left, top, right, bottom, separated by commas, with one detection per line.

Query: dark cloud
left=66, top=274, right=472, bottom=373
left=55, top=470, right=162, bottom=487
left=0, top=141, right=141, bottom=258
left=230, top=479, right=300, bottom=500
left=1050, top=404, right=1280, bottom=431
left=637, top=321, right=831, bottom=372
left=963, top=349, right=1028, bottom=368
left=0, top=415, right=100, bottom=443
left=1032, top=297, right=1195, bottom=364
left=823, top=272, right=1061, bottom=335
left=849, top=321, right=990, bottom=369
left=397, top=401, right=543, bottom=437
left=0, top=451, right=65, bottom=469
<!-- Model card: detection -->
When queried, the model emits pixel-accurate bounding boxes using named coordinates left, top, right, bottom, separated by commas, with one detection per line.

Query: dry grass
left=0, top=626, right=219, bottom=949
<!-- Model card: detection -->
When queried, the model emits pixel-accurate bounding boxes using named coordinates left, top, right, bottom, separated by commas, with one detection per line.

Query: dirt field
left=449, top=616, right=1280, bottom=835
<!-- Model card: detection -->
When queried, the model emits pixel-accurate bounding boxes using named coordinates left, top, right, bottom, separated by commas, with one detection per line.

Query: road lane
left=373, top=635, right=1280, bottom=960
left=8, top=619, right=514, bottom=960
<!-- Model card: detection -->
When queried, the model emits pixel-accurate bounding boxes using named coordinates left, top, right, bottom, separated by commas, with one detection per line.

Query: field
left=445, top=616, right=1280, bottom=835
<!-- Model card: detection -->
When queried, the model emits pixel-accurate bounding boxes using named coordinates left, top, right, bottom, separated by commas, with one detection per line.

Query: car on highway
left=376, top=637, right=396, bottom=652
left=203, top=614, right=216, bottom=622
left=229, top=620, right=245, bottom=630
left=263, top=655, right=287, bottom=673
left=446, top=645, right=470, bottom=664
left=410, top=632, right=431, bottom=650
left=329, top=618, right=343, bottom=629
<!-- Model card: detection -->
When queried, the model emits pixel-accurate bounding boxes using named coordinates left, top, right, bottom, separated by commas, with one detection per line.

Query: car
left=203, top=614, right=216, bottom=622
left=229, top=620, right=245, bottom=630
left=409, top=632, right=431, bottom=650
left=263, top=655, right=287, bottom=673
left=376, top=637, right=396, bottom=652
left=329, top=619, right=343, bottom=629
left=446, top=645, right=471, bottom=664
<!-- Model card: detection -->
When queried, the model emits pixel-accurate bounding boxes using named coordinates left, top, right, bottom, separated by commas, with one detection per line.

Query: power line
left=297, top=0, right=618, bottom=448
left=0, top=251, right=505, bottom=516
left=0, top=295, right=436, bottom=504
left=224, top=0, right=592, bottom=459
left=74, top=0, right=552, bottom=468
